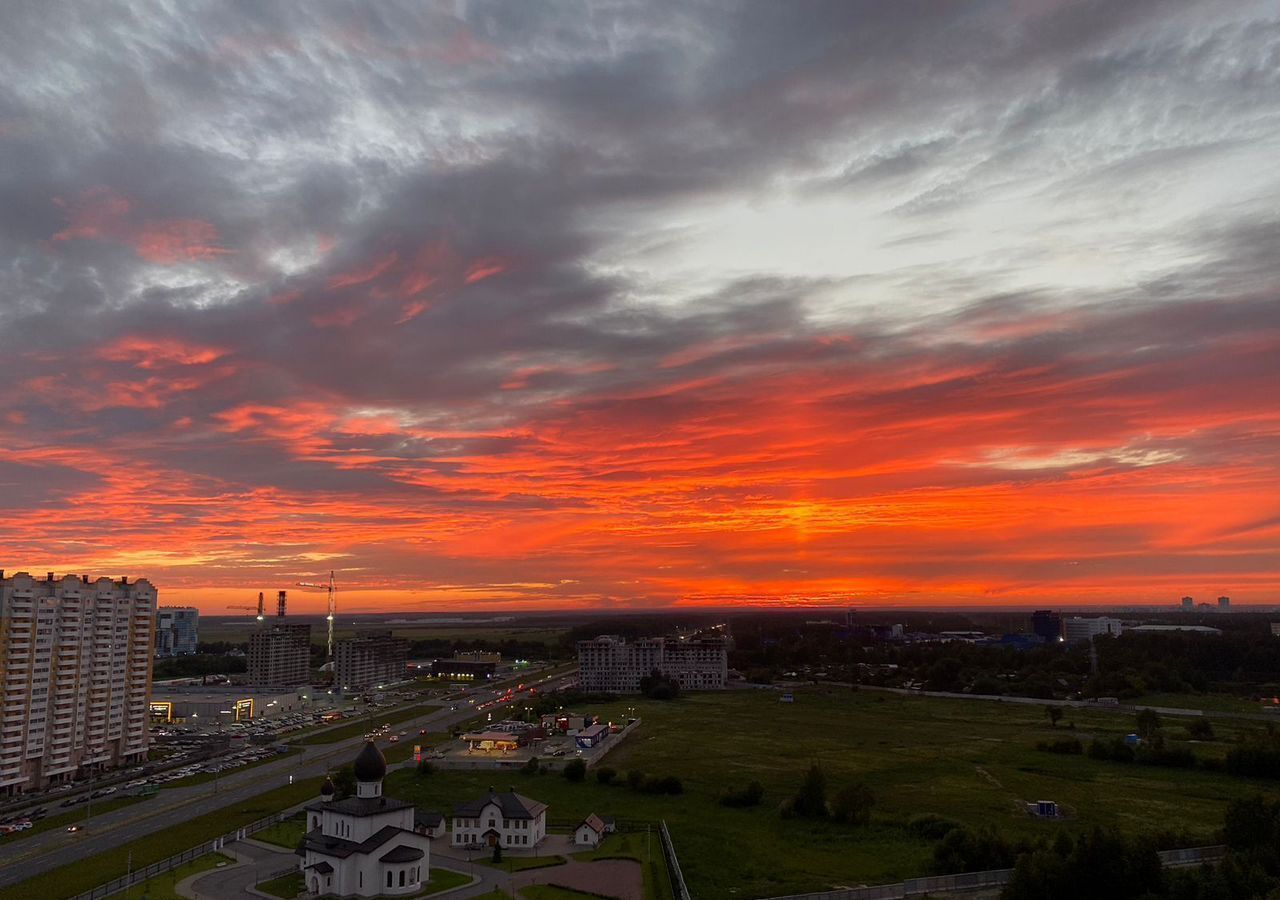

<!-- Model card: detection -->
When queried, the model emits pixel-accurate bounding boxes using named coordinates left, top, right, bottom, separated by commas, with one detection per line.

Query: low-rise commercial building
left=149, top=686, right=311, bottom=724
left=430, top=659, right=495, bottom=681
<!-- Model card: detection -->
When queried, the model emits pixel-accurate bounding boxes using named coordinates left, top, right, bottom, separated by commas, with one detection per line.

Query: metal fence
left=1159, top=845, right=1227, bottom=867
left=69, top=809, right=292, bottom=900
left=660, top=820, right=691, bottom=900
left=760, top=845, right=1232, bottom=900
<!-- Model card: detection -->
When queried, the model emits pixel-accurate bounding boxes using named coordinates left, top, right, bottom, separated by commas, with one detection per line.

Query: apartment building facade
left=247, top=623, right=311, bottom=686
left=334, top=631, right=408, bottom=691
left=155, top=606, right=199, bottom=657
left=0, top=571, right=155, bottom=795
left=577, top=635, right=728, bottom=693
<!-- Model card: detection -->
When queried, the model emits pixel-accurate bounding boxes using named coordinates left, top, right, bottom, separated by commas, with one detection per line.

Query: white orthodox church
left=298, top=741, right=433, bottom=897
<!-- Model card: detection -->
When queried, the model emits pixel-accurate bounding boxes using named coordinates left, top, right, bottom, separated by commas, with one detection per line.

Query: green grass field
left=254, top=812, right=306, bottom=849
left=1130, top=692, right=1279, bottom=716
left=117, top=852, right=236, bottom=900
left=258, top=870, right=305, bottom=899
left=0, top=778, right=325, bottom=900
left=422, top=867, right=473, bottom=894
left=385, top=686, right=1280, bottom=899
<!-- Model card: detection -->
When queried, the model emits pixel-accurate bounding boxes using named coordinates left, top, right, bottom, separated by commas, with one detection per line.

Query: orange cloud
left=50, top=188, right=229, bottom=263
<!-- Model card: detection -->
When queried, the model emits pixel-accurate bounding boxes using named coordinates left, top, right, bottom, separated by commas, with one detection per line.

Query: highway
left=0, top=663, right=577, bottom=892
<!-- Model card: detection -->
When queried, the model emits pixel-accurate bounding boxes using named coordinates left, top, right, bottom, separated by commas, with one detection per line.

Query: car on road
left=66, top=824, right=81, bottom=832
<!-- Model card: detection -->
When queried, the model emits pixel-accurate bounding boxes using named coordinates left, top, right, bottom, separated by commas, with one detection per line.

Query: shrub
left=596, top=766, right=616, bottom=785
left=1185, top=718, right=1215, bottom=741
left=719, top=781, right=765, bottom=808
left=521, top=755, right=541, bottom=776
left=790, top=765, right=828, bottom=818
left=1226, top=733, right=1280, bottom=779
left=907, top=814, right=960, bottom=840
left=932, top=826, right=1022, bottom=874
left=627, top=769, right=645, bottom=790
left=563, top=759, right=587, bottom=782
left=658, top=775, right=683, bottom=795
left=829, top=782, right=874, bottom=826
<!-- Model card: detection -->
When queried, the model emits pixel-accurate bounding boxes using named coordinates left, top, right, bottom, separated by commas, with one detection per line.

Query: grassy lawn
left=254, top=812, right=306, bottom=849
left=258, top=869, right=305, bottom=899
left=421, top=866, right=473, bottom=894
left=167, top=747, right=303, bottom=789
left=385, top=687, right=1280, bottom=900
left=294, top=704, right=440, bottom=745
left=0, top=794, right=146, bottom=844
left=117, top=852, right=236, bottom=900
left=0, top=777, right=325, bottom=900
left=571, top=832, right=650, bottom=863
left=479, top=854, right=567, bottom=872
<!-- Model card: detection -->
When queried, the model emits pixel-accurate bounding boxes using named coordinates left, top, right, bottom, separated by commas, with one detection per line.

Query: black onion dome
left=353, top=740, right=387, bottom=782
left=320, top=776, right=335, bottom=797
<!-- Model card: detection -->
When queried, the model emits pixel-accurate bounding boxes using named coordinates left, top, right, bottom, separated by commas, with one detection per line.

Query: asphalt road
left=0, top=663, right=577, bottom=891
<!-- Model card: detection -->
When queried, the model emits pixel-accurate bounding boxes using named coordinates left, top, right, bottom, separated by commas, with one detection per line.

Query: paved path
left=183, top=841, right=294, bottom=900
left=0, top=663, right=577, bottom=891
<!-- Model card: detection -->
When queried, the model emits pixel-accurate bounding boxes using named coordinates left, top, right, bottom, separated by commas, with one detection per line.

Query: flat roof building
left=0, top=571, right=155, bottom=794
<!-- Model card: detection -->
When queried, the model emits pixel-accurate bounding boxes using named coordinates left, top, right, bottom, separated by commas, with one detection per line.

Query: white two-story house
left=450, top=788, right=547, bottom=850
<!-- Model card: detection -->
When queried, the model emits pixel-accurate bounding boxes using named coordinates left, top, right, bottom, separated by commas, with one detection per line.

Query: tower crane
left=225, top=592, right=266, bottom=622
left=296, top=572, right=337, bottom=664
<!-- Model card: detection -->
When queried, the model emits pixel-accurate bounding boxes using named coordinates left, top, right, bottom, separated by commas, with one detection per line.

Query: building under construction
left=333, top=631, right=408, bottom=692
left=246, top=591, right=312, bottom=687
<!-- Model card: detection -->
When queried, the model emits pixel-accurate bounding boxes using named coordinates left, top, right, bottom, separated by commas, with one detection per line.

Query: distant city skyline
left=2, top=2, right=1278, bottom=611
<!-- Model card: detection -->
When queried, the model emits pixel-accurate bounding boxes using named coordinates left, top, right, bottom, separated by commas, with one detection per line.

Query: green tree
left=830, top=782, right=874, bottom=825
left=1136, top=708, right=1162, bottom=741
left=331, top=765, right=356, bottom=800
left=791, top=765, right=828, bottom=818
left=1046, top=706, right=1063, bottom=728
left=563, top=758, right=587, bottom=782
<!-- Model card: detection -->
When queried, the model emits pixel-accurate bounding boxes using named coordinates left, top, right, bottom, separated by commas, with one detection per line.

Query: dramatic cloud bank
left=1, top=1, right=1277, bottom=611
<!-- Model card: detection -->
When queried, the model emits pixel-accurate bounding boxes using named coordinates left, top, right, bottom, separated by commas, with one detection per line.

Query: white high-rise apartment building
left=577, top=635, right=728, bottom=693
left=0, top=571, right=156, bottom=795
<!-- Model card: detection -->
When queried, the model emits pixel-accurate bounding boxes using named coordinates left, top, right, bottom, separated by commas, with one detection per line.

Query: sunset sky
left=2, top=1, right=1278, bottom=613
